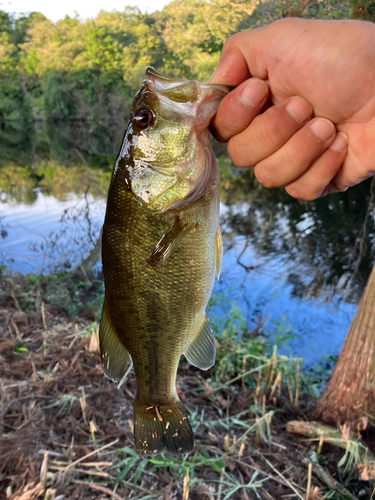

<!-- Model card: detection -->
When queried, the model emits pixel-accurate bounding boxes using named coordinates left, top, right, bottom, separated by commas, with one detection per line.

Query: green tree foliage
left=0, top=0, right=362, bottom=165
left=351, top=0, right=375, bottom=20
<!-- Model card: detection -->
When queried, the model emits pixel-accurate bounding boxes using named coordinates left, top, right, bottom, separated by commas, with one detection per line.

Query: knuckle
left=254, top=163, right=278, bottom=188
left=251, top=108, right=295, bottom=152
left=285, top=183, right=315, bottom=201
left=227, top=140, right=252, bottom=167
left=253, top=120, right=279, bottom=150
left=222, top=34, right=239, bottom=53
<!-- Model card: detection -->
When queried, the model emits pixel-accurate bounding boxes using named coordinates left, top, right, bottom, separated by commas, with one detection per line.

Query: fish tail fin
left=134, top=398, right=194, bottom=456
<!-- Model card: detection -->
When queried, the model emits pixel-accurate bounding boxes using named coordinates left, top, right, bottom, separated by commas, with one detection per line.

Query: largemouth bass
left=99, top=67, right=229, bottom=456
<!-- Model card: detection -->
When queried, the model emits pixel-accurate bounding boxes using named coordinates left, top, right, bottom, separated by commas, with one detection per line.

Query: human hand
left=210, top=18, right=375, bottom=200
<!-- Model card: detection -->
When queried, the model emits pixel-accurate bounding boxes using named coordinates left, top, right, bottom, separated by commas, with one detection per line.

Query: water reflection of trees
left=1, top=121, right=374, bottom=301
left=0, top=119, right=124, bottom=170
left=220, top=166, right=375, bottom=303
left=0, top=119, right=118, bottom=204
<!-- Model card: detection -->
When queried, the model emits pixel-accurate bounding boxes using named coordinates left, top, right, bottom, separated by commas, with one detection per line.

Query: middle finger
left=227, top=96, right=313, bottom=167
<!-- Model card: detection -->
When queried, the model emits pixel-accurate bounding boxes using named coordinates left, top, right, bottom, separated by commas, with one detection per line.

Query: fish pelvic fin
left=134, top=398, right=194, bottom=457
left=99, top=300, right=129, bottom=382
left=184, top=314, right=216, bottom=370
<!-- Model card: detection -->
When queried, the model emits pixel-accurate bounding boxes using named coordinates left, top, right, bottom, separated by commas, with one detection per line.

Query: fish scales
left=100, top=67, right=229, bottom=456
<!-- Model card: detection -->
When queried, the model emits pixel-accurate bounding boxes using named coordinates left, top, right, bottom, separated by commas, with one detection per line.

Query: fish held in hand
left=99, top=67, right=229, bottom=456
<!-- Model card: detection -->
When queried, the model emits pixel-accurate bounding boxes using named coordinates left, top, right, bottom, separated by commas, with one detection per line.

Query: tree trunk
left=313, top=264, right=375, bottom=425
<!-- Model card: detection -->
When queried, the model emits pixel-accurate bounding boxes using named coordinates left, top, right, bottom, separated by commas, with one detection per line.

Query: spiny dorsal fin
left=99, top=300, right=129, bottom=382
left=184, top=314, right=216, bottom=370
left=148, top=217, right=196, bottom=268
left=214, top=225, right=223, bottom=280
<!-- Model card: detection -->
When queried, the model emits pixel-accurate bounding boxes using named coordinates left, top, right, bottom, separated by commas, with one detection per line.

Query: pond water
left=1, top=122, right=374, bottom=364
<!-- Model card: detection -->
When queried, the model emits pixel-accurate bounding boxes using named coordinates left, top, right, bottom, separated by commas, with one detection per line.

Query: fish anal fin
left=214, top=225, right=223, bottom=280
left=184, top=314, right=216, bottom=370
left=134, top=398, right=194, bottom=456
left=99, top=300, right=129, bottom=382
left=148, top=216, right=196, bottom=268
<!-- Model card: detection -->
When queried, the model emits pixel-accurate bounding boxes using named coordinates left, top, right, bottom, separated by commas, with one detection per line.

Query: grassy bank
left=0, top=270, right=373, bottom=499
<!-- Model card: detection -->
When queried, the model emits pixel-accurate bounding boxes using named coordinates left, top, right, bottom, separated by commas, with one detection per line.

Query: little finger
left=254, top=118, right=336, bottom=189
left=285, top=132, right=348, bottom=200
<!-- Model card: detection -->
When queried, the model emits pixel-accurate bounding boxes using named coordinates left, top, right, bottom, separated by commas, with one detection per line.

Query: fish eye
left=134, top=109, right=154, bottom=129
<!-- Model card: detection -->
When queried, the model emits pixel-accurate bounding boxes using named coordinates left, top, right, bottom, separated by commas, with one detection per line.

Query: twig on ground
left=287, top=420, right=375, bottom=479
left=48, top=465, right=108, bottom=477
left=50, top=460, right=112, bottom=467
left=73, top=481, right=124, bottom=500
left=263, top=458, right=305, bottom=500
left=302, top=452, right=358, bottom=500
left=217, top=467, right=225, bottom=500
left=118, top=359, right=133, bottom=389
left=11, top=482, right=44, bottom=500
left=63, top=439, right=119, bottom=472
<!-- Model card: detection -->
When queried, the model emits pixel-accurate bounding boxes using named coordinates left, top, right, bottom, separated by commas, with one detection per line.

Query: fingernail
left=330, top=132, right=348, bottom=152
left=321, top=186, right=336, bottom=197
left=239, top=79, right=268, bottom=108
left=310, top=118, right=335, bottom=141
left=286, top=96, right=312, bottom=124
left=321, top=182, right=348, bottom=197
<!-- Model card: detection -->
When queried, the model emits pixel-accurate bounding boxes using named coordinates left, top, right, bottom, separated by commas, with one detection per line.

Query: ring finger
left=254, top=117, right=336, bottom=189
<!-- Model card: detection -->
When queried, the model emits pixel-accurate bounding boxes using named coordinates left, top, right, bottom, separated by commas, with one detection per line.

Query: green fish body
left=100, top=68, right=228, bottom=456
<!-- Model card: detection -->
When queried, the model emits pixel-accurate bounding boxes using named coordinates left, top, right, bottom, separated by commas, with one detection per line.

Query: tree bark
left=314, top=264, right=375, bottom=425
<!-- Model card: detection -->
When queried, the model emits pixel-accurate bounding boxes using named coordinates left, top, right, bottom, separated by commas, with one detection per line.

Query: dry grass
left=0, top=304, right=372, bottom=500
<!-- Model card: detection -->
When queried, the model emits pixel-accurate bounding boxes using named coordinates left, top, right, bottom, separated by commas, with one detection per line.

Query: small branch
left=302, top=452, right=358, bottom=500
left=49, top=465, right=108, bottom=477
left=63, top=439, right=119, bottom=472
left=287, top=420, right=375, bottom=479
left=263, top=458, right=305, bottom=500
left=117, top=359, right=133, bottom=389
left=50, top=460, right=112, bottom=467
left=74, top=481, right=124, bottom=500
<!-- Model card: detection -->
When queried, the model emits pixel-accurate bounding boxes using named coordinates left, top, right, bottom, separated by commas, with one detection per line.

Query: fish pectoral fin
left=99, top=300, right=130, bottom=383
left=184, top=314, right=216, bottom=370
left=214, top=225, right=223, bottom=280
left=148, top=216, right=197, bottom=268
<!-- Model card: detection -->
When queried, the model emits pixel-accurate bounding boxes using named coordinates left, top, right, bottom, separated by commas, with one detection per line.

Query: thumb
left=208, top=19, right=304, bottom=87
left=208, top=26, right=276, bottom=86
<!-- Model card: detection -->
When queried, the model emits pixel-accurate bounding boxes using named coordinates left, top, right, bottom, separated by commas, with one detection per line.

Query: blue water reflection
left=213, top=234, right=355, bottom=363
left=1, top=190, right=105, bottom=273
left=1, top=189, right=357, bottom=363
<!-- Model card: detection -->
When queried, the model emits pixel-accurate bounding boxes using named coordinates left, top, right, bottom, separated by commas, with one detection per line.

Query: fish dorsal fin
left=184, top=314, right=216, bottom=370
left=99, top=300, right=129, bottom=382
left=214, top=225, right=223, bottom=280
left=148, top=217, right=196, bottom=268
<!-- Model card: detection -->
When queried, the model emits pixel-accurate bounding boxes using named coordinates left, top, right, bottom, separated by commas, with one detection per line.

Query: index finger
left=209, top=42, right=251, bottom=86
left=211, top=78, right=269, bottom=142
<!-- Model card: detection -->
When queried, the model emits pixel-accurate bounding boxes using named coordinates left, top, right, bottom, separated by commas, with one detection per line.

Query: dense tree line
left=0, top=0, right=354, bottom=125
left=0, top=0, right=372, bottom=166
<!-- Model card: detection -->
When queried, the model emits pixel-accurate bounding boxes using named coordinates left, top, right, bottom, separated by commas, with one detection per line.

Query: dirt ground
left=0, top=303, right=372, bottom=500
